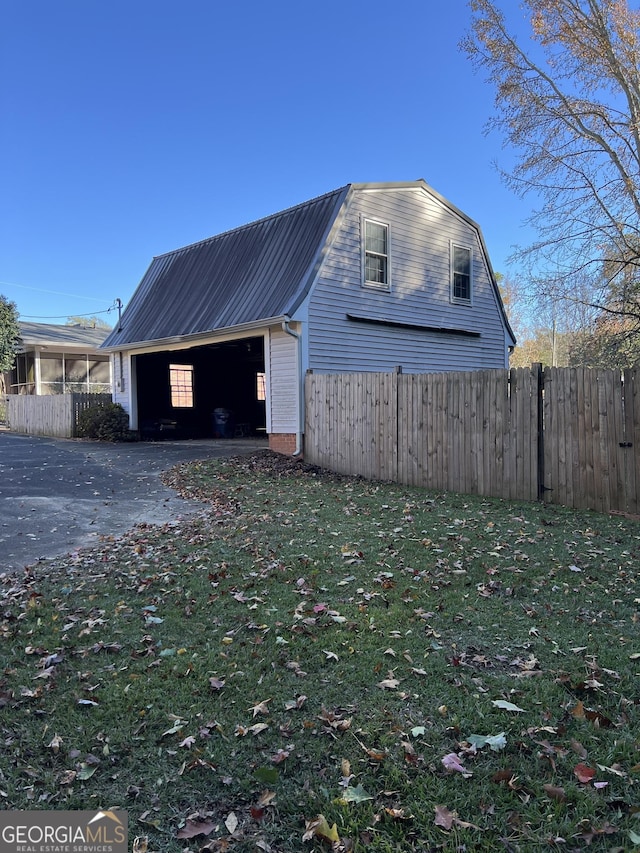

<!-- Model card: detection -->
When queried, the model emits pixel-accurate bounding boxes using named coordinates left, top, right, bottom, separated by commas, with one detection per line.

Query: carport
left=133, top=335, right=266, bottom=439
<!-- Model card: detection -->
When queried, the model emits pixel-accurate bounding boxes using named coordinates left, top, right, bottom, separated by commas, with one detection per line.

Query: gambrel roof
left=103, top=181, right=513, bottom=351
left=103, top=185, right=350, bottom=349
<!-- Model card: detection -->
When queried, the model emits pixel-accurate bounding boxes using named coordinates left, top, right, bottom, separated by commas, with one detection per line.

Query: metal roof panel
left=103, top=186, right=349, bottom=348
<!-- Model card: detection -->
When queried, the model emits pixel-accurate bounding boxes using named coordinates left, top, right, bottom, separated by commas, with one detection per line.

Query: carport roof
left=102, top=185, right=351, bottom=349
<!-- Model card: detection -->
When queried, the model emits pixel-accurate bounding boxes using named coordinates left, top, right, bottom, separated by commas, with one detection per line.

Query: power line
left=0, top=279, right=110, bottom=304
left=19, top=309, right=113, bottom=320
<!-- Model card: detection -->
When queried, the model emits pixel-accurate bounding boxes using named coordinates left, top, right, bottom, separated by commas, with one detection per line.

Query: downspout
left=282, top=316, right=303, bottom=456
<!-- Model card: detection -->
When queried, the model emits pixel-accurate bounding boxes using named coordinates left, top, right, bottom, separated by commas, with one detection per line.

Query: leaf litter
left=0, top=449, right=638, bottom=851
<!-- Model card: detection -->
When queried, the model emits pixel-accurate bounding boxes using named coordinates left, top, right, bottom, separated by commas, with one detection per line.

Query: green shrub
left=76, top=402, right=132, bottom=442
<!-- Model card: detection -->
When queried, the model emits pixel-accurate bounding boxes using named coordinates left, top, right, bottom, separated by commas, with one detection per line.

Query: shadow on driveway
left=0, top=432, right=267, bottom=572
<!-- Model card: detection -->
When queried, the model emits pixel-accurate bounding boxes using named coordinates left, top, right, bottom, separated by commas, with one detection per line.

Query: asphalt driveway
left=0, top=432, right=267, bottom=573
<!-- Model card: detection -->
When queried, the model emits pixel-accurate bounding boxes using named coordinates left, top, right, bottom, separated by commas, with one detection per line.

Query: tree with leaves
left=0, top=295, right=20, bottom=383
left=66, top=315, right=112, bottom=330
left=463, top=0, right=640, bottom=360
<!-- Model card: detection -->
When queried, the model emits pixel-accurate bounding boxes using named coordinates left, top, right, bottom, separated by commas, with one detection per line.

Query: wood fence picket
left=304, top=366, right=639, bottom=514
left=7, top=393, right=112, bottom=438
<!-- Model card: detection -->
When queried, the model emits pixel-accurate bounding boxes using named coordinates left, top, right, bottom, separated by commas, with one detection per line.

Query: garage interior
left=134, top=336, right=266, bottom=439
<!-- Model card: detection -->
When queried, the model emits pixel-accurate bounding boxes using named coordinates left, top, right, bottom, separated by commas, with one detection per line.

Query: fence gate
left=542, top=368, right=638, bottom=515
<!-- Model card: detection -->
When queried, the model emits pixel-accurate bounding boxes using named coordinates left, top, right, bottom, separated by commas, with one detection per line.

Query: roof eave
left=100, top=315, right=288, bottom=352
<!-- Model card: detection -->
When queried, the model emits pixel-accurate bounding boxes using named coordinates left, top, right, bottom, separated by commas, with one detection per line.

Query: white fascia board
left=100, top=316, right=287, bottom=354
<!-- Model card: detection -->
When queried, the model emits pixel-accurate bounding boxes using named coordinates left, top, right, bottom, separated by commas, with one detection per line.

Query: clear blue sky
left=1, top=0, right=533, bottom=326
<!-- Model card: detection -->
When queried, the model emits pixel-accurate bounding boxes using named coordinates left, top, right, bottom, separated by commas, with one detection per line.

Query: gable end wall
left=307, top=187, right=508, bottom=373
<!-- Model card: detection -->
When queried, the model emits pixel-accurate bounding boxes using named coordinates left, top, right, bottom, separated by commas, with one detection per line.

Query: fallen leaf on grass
left=441, top=753, right=472, bottom=777
left=570, top=700, right=613, bottom=727
left=434, top=805, right=455, bottom=830
left=571, top=739, right=588, bottom=759
left=270, top=748, right=290, bottom=764
left=46, top=734, right=63, bottom=753
left=596, top=763, right=627, bottom=778
left=76, top=764, right=97, bottom=780
left=385, top=807, right=411, bottom=820
left=284, top=695, right=307, bottom=711
left=318, top=707, right=352, bottom=732
left=491, top=768, right=514, bottom=784
left=256, top=790, right=277, bottom=808
left=224, top=812, right=238, bottom=835
left=161, top=720, right=185, bottom=737
left=467, top=732, right=507, bottom=752
left=574, top=763, right=595, bottom=784
left=250, top=806, right=265, bottom=822
left=492, top=699, right=525, bottom=712
left=434, top=805, right=481, bottom=832
left=302, top=814, right=339, bottom=844
left=248, top=699, right=271, bottom=717
left=59, top=770, right=76, bottom=785
left=254, top=767, right=279, bottom=785
left=576, top=820, right=617, bottom=845
left=543, top=784, right=566, bottom=801
left=339, top=784, right=373, bottom=804
left=378, top=678, right=400, bottom=690
left=176, top=818, right=217, bottom=839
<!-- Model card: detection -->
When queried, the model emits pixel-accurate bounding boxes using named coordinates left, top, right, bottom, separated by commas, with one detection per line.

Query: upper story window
left=451, top=244, right=472, bottom=304
left=363, top=218, right=389, bottom=289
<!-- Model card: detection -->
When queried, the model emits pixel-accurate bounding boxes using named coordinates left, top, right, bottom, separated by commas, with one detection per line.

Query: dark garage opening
left=134, top=336, right=266, bottom=439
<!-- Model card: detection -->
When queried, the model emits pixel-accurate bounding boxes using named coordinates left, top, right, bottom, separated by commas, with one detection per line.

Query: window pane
left=365, top=254, right=387, bottom=284
left=40, top=355, right=64, bottom=383
left=366, top=221, right=387, bottom=254
left=453, top=246, right=471, bottom=300
left=453, top=273, right=470, bottom=300
left=65, top=357, right=88, bottom=383
left=170, top=364, right=194, bottom=408
left=89, top=360, right=110, bottom=384
left=453, top=246, right=470, bottom=276
left=256, top=372, right=266, bottom=402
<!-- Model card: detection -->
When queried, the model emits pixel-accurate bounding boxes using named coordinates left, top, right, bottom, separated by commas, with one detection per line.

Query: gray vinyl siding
left=307, top=186, right=509, bottom=373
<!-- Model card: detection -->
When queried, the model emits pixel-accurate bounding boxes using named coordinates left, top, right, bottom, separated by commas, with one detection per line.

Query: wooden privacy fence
left=304, top=367, right=640, bottom=515
left=7, top=393, right=112, bottom=439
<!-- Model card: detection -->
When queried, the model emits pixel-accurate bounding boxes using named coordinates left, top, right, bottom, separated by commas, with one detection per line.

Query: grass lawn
left=1, top=450, right=639, bottom=852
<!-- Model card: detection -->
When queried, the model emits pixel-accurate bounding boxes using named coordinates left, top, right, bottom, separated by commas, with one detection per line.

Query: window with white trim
left=363, top=219, right=389, bottom=288
left=169, top=363, right=194, bottom=408
left=451, top=244, right=472, bottom=303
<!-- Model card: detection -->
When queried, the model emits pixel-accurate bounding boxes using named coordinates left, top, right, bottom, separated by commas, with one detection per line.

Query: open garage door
left=134, top=336, right=266, bottom=440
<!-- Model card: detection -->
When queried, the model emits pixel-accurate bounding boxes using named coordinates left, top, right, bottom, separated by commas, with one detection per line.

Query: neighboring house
left=102, top=180, right=516, bottom=453
left=7, top=322, right=112, bottom=395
